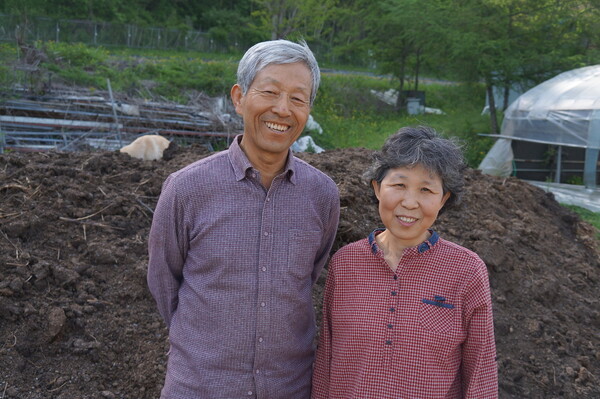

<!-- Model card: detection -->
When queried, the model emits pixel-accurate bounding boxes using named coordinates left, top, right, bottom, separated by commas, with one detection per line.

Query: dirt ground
left=0, top=143, right=599, bottom=398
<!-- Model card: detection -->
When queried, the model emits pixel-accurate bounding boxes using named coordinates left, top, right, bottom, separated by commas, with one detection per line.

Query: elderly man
left=147, top=39, right=340, bottom=399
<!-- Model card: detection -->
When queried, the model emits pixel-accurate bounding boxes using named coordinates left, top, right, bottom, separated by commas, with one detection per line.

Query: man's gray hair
left=364, top=126, right=466, bottom=213
left=236, top=39, right=320, bottom=106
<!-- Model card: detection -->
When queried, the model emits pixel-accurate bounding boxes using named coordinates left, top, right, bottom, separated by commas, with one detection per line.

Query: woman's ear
left=441, top=191, right=451, bottom=207
left=371, top=180, right=381, bottom=201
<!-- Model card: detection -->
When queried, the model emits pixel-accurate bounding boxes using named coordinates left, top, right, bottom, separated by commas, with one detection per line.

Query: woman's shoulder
left=435, top=237, right=488, bottom=275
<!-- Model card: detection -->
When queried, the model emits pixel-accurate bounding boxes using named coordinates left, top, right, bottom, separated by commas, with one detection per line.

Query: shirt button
left=385, top=340, right=392, bottom=345
left=389, top=307, right=395, bottom=312
left=258, top=337, right=263, bottom=343
left=393, top=275, right=398, bottom=280
left=387, top=324, right=393, bottom=329
left=391, top=291, right=397, bottom=296
left=247, top=391, right=253, bottom=396
left=260, top=302, right=266, bottom=307
left=261, top=267, right=267, bottom=272
left=255, top=369, right=260, bottom=374
left=264, top=231, right=268, bottom=236
left=266, top=197, right=271, bottom=202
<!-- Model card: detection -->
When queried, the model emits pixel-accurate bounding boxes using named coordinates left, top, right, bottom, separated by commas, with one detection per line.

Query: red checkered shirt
left=312, top=229, right=498, bottom=399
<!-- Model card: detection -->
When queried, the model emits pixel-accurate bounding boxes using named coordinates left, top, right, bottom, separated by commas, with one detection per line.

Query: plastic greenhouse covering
left=500, top=65, right=600, bottom=149
left=479, top=65, right=600, bottom=181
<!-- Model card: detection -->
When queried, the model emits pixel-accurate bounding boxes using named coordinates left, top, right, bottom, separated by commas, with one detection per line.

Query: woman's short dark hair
left=363, top=125, right=466, bottom=213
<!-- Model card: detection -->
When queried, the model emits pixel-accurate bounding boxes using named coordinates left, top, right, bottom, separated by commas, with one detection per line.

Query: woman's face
left=372, top=164, right=450, bottom=249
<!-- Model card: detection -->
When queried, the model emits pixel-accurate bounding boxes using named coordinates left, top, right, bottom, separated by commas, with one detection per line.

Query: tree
left=369, top=0, right=452, bottom=108
left=424, top=0, right=600, bottom=133
left=251, top=0, right=337, bottom=43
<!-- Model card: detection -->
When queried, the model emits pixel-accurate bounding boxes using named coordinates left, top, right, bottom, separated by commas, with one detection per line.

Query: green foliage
left=135, top=57, right=237, bottom=98
left=565, top=175, right=585, bottom=186
left=205, top=7, right=266, bottom=49
left=24, top=43, right=237, bottom=100
left=311, top=72, right=493, bottom=167
left=45, top=41, right=109, bottom=67
left=0, top=43, right=17, bottom=86
left=42, top=41, right=111, bottom=87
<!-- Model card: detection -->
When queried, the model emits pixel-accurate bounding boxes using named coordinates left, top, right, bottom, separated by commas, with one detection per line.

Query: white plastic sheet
left=478, top=138, right=514, bottom=177
left=501, top=65, right=600, bottom=149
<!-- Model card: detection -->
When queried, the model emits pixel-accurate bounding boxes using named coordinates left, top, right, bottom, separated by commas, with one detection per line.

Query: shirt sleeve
left=311, top=254, right=338, bottom=399
left=461, top=263, right=498, bottom=398
left=147, top=175, right=187, bottom=328
left=311, top=183, right=340, bottom=284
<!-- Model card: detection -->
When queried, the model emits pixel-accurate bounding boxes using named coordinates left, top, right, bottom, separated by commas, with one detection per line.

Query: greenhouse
left=479, top=65, right=600, bottom=189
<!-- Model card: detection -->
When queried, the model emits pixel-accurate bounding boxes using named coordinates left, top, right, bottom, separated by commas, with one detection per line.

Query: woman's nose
left=400, top=192, right=419, bottom=209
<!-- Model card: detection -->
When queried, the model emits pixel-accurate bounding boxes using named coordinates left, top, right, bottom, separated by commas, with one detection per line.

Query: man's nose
left=272, top=94, right=292, bottom=116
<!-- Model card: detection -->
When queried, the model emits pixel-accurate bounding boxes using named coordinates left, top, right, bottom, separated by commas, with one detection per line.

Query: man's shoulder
left=170, top=150, right=230, bottom=181
left=293, top=156, right=337, bottom=187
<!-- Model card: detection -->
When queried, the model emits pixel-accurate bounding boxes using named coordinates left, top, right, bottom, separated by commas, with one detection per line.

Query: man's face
left=232, top=62, right=312, bottom=160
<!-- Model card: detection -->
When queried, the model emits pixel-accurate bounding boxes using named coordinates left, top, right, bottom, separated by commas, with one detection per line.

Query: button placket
left=385, top=272, right=400, bottom=355
left=254, top=185, right=274, bottom=389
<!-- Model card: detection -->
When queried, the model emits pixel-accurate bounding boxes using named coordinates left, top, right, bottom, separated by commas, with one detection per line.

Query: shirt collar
left=368, top=228, right=439, bottom=255
left=228, top=134, right=296, bottom=183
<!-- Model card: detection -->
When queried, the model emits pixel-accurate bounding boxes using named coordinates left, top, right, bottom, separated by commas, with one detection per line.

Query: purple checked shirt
left=147, top=135, right=340, bottom=399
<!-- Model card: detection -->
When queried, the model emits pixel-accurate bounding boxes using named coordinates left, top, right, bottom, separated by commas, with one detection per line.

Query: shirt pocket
left=286, top=229, right=322, bottom=280
left=418, top=299, right=456, bottom=334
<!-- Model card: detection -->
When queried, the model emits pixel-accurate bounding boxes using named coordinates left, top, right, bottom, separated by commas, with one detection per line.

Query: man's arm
left=311, top=184, right=340, bottom=284
left=147, top=175, right=187, bottom=327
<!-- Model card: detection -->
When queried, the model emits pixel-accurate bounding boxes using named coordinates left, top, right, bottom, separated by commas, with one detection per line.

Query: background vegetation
left=4, top=1, right=600, bottom=133
left=1, top=40, right=492, bottom=166
left=1, top=1, right=598, bottom=224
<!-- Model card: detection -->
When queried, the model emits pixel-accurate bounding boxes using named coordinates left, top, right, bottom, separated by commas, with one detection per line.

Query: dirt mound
left=0, top=146, right=598, bottom=398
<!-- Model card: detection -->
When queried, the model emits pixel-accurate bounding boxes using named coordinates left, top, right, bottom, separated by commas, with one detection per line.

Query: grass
left=564, top=205, right=600, bottom=239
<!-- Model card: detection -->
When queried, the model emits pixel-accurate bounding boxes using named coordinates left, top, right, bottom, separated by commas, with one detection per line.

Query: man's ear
left=231, top=84, right=244, bottom=116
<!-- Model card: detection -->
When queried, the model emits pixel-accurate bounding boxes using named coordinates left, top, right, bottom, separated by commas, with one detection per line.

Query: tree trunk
left=395, top=61, right=406, bottom=110
left=414, top=47, right=421, bottom=91
left=486, top=83, right=499, bottom=135
left=503, top=83, right=510, bottom=110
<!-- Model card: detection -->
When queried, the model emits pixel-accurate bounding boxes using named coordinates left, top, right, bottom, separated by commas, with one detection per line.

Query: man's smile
left=265, top=121, right=290, bottom=132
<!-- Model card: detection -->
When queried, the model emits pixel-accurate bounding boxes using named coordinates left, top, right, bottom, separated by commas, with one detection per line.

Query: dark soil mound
left=0, top=146, right=598, bottom=398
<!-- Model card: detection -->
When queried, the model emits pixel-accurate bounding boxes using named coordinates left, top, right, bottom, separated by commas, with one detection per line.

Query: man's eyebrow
left=257, top=77, right=310, bottom=92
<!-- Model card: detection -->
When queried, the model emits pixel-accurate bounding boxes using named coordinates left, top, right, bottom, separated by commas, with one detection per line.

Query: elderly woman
left=311, top=126, right=498, bottom=399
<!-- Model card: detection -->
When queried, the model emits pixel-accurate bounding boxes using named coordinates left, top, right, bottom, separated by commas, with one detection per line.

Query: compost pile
left=0, top=145, right=598, bottom=399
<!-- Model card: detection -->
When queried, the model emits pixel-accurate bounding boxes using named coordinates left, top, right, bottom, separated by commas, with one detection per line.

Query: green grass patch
left=563, top=204, right=600, bottom=239
left=133, top=56, right=236, bottom=99
left=32, top=42, right=238, bottom=101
